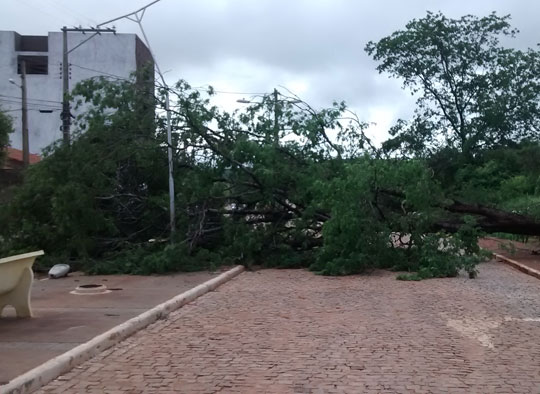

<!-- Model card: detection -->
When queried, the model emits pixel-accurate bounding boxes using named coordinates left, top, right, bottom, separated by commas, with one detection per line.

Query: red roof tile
left=6, top=147, right=41, bottom=164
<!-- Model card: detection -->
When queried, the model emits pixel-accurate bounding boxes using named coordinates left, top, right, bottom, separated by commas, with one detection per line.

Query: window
left=15, top=35, right=48, bottom=52
left=17, top=55, right=48, bottom=75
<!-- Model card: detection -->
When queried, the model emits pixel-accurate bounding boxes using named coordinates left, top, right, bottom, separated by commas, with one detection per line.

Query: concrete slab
left=0, top=270, right=218, bottom=384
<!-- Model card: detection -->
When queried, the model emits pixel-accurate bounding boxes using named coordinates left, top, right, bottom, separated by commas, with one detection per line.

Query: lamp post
left=9, top=62, right=29, bottom=167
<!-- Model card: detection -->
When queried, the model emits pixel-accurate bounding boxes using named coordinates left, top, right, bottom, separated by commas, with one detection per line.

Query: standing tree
left=366, top=12, right=540, bottom=159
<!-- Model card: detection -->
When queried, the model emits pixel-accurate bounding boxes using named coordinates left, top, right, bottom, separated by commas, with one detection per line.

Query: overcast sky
left=2, top=0, right=539, bottom=142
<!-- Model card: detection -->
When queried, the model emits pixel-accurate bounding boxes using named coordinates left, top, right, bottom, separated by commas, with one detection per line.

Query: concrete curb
left=1, top=265, right=245, bottom=394
left=494, top=253, right=540, bottom=280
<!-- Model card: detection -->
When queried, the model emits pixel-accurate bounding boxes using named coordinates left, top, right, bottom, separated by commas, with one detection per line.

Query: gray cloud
left=2, top=0, right=539, bottom=143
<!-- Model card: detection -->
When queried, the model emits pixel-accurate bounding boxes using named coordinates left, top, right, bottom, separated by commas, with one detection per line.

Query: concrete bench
left=0, top=250, right=44, bottom=318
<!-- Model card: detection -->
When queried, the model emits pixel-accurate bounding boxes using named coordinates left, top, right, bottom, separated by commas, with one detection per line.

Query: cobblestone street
left=37, top=262, right=540, bottom=393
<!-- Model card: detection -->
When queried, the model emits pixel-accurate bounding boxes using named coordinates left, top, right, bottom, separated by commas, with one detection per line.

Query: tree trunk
left=438, top=200, right=540, bottom=235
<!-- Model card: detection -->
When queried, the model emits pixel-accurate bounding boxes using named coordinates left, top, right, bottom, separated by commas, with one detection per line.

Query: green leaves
left=0, top=75, right=167, bottom=263
left=367, top=12, right=539, bottom=158
left=1, top=55, right=514, bottom=280
left=311, top=157, right=488, bottom=279
left=0, top=106, right=13, bottom=166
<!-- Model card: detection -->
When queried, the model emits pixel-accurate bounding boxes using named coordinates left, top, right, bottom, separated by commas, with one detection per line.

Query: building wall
left=0, top=31, right=152, bottom=154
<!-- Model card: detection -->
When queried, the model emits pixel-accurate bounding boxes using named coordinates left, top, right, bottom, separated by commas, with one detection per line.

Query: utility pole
left=62, top=27, right=69, bottom=145
left=21, top=59, right=29, bottom=167
left=273, top=88, right=279, bottom=145
left=165, top=90, right=175, bottom=236
left=61, top=26, right=116, bottom=145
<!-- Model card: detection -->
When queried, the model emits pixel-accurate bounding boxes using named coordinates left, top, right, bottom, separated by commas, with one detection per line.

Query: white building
left=0, top=30, right=153, bottom=154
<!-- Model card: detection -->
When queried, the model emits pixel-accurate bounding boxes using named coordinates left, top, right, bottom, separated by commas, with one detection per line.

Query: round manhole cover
left=70, top=284, right=112, bottom=295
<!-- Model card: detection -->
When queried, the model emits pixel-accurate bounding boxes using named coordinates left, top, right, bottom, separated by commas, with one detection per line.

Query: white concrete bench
left=0, top=250, right=44, bottom=318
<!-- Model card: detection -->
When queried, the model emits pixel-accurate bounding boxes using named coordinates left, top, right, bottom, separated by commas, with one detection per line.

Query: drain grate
left=70, top=284, right=112, bottom=295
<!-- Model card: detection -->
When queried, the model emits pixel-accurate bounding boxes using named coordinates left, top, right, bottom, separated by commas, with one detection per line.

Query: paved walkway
left=37, top=262, right=540, bottom=393
left=0, top=271, right=217, bottom=384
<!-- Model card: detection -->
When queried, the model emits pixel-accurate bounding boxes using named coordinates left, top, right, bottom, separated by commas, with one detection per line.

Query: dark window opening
left=17, top=55, right=48, bottom=75
left=14, top=35, right=48, bottom=52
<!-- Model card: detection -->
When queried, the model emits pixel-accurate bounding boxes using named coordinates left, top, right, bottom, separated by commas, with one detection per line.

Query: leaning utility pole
left=21, top=59, right=29, bottom=167
left=61, top=26, right=116, bottom=145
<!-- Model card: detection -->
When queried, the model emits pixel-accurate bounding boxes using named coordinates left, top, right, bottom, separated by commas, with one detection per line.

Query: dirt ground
left=479, top=236, right=540, bottom=272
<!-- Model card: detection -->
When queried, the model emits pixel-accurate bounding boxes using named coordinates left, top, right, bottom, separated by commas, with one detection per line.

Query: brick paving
left=36, top=262, right=540, bottom=393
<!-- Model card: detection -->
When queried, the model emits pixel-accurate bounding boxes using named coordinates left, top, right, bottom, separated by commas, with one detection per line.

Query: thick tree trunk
left=438, top=200, right=540, bottom=236
left=378, top=188, right=540, bottom=236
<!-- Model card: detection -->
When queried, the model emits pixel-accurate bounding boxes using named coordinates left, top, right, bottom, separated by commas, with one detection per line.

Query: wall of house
left=0, top=31, right=150, bottom=154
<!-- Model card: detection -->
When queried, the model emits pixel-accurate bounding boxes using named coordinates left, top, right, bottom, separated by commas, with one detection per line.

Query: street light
left=9, top=63, right=29, bottom=167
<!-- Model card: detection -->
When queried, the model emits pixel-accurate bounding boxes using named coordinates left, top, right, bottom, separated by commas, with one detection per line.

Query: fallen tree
left=1, top=76, right=539, bottom=279
left=376, top=188, right=540, bottom=235
left=2, top=11, right=540, bottom=279
left=442, top=200, right=540, bottom=235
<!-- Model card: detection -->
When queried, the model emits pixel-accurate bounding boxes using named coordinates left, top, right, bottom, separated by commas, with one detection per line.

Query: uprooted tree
left=0, top=12, right=539, bottom=279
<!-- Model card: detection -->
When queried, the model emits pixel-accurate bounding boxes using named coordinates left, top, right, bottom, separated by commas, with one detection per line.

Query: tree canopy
left=366, top=12, right=540, bottom=159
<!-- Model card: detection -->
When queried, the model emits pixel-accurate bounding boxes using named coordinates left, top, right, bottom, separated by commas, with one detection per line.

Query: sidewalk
left=0, top=271, right=217, bottom=385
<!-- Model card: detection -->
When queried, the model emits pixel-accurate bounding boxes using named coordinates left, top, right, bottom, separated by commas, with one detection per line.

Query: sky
left=2, top=0, right=539, bottom=143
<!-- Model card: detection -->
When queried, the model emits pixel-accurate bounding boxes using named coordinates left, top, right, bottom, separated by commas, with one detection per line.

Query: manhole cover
left=70, top=284, right=112, bottom=295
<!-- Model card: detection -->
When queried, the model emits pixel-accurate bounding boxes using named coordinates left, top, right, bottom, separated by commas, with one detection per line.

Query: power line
left=0, top=94, right=62, bottom=104
left=1, top=108, right=62, bottom=113
left=0, top=98, right=27, bottom=106
left=192, top=86, right=267, bottom=95
left=60, top=27, right=117, bottom=143
left=48, top=0, right=98, bottom=26
left=1, top=106, right=62, bottom=112
left=69, top=63, right=130, bottom=81
left=0, top=97, right=63, bottom=108
left=67, top=66, right=264, bottom=98
left=97, top=0, right=163, bottom=28
left=2, top=107, right=61, bottom=113
left=16, top=0, right=67, bottom=27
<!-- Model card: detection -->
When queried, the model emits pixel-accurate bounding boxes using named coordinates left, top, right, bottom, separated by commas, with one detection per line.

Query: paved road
left=37, top=262, right=540, bottom=393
